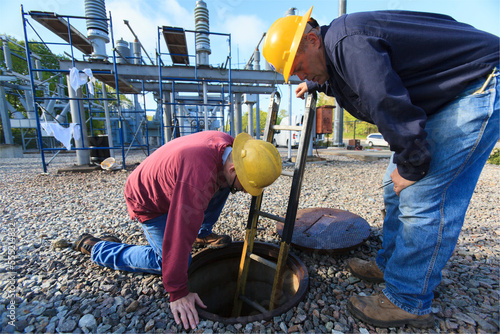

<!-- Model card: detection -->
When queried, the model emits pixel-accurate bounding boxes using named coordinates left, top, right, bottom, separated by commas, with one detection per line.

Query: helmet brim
left=233, top=133, right=262, bottom=196
left=283, top=6, right=313, bottom=83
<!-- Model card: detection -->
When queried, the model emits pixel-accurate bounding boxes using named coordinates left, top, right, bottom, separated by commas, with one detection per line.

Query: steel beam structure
left=59, top=61, right=302, bottom=87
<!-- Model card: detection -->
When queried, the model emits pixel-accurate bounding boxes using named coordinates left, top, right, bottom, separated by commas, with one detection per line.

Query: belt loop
left=473, top=67, right=498, bottom=95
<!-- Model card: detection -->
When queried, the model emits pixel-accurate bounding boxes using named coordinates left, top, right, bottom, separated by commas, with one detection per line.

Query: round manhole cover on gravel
left=276, top=207, right=371, bottom=253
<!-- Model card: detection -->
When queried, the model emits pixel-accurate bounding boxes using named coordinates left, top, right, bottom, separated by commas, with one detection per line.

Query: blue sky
left=2, top=0, right=499, bottom=114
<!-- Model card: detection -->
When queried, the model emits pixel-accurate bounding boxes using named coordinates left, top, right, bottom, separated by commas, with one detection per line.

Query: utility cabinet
left=316, top=105, right=334, bottom=134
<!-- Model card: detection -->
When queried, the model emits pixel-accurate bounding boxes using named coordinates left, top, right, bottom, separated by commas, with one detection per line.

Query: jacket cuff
left=168, top=287, right=189, bottom=303
left=306, top=80, right=320, bottom=92
left=396, top=163, right=429, bottom=181
left=393, top=139, right=431, bottom=181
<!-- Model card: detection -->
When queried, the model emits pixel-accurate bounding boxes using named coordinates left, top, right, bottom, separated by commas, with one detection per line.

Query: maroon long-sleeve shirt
left=124, top=131, right=233, bottom=301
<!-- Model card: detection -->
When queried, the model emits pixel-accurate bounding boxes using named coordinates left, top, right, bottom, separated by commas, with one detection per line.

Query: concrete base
left=281, top=147, right=392, bottom=163
left=325, top=147, right=392, bottom=162
left=0, top=144, right=23, bottom=158
left=291, top=155, right=326, bottom=163
left=57, top=164, right=102, bottom=174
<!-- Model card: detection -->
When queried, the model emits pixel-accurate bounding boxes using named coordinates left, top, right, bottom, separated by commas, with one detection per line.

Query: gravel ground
left=0, top=149, right=498, bottom=334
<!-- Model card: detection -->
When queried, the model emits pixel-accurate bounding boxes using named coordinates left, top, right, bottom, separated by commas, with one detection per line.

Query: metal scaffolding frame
left=20, top=6, right=150, bottom=173
left=157, top=26, right=232, bottom=143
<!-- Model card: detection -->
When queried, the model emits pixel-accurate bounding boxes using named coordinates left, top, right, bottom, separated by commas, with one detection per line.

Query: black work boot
left=193, top=233, right=231, bottom=249
left=74, top=233, right=121, bottom=255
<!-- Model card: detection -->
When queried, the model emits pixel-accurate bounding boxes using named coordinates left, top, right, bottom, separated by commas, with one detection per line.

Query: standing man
left=74, top=131, right=282, bottom=330
left=263, top=7, right=499, bottom=328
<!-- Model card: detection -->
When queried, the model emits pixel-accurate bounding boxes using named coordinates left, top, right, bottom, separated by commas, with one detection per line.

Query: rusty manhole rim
left=188, top=241, right=309, bottom=325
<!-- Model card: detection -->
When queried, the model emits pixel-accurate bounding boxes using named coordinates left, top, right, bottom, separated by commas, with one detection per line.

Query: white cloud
left=105, top=0, right=194, bottom=61
left=212, top=14, right=267, bottom=67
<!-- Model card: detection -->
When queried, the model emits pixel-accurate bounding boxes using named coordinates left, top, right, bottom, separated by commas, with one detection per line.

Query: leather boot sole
left=74, top=233, right=121, bottom=255
left=347, top=259, right=385, bottom=283
left=347, top=298, right=435, bottom=328
left=73, top=234, right=99, bottom=255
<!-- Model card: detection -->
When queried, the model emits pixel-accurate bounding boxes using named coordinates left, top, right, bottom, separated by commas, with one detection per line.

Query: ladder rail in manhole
left=232, top=91, right=317, bottom=316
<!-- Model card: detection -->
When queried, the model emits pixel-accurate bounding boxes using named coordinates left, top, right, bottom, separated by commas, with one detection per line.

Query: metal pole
left=235, top=93, right=242, bottom=135
left=248, top=101, right=253, bottom=137
left=109, top=13, right=126, bottom=168
left=22, top=5, right=47, bottom=172
left=203, top=81, right=208, bottom=131
left=162, top=91, right=172, bottom=141
left=333, top=0, right=346, bottom=147
left=141, top=80, right=150, bottom=155
left=101, top=84, right=115, bottom=158
left=308, top=107, right=315, bottom=156
left=229, top=96, right=235, bottom=136
left=0, top=87, right=13, bottom=144
left=339, top=0, right=346, bottom=15
left=134, top=94, right=143, bottom=143
left=124, top=20, right=154, bottom=65
left=255, top=95, right=260, bottom=139
left=228, top=34, right=232, bottom=135
left=288, top=84, right=292, bottom=159
left=170, top=90, right=175, bottom=138
left=2, top=38, right=13, bottom=71
left=66, top=75, right=90, bottom=165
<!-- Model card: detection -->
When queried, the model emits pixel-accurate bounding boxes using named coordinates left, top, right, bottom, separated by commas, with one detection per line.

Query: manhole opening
left=188, top=242, right=309, bottom=324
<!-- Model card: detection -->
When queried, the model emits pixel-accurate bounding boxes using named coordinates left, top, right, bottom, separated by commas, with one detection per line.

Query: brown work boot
left=347, top=258, right=384, bottom=283
left=348, top=293, right=435, bottom=328
left=74, top=233, right=121, bottom=255
left=193, top=233, right=231, bottom=249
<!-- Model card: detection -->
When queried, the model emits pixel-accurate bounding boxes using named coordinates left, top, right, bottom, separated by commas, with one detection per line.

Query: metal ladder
left=232, top=91, right=317, bottom=316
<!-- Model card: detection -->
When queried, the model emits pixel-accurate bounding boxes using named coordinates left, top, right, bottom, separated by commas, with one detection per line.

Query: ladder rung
left=273, top=125, right=302, bottom=131
left=249, top=252, right=278, bottom=270
left=281, top=170, right=293, bottom=177
left=239, top=295, right=268, bottom=313
left=258, top=210, right=285, bottom=223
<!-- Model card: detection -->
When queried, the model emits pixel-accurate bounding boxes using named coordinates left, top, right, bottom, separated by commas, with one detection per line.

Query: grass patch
left=487, top=147, right=500, bottom=165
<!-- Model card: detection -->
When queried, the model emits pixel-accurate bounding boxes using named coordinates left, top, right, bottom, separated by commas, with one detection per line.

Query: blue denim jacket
left=307, top=10, right=499, bottom=180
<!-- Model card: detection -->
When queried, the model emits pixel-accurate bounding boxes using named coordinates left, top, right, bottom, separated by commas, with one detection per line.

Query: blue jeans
left=376, top=74, right=499, bottom=315
left=91, top=187, right=230, bottom=273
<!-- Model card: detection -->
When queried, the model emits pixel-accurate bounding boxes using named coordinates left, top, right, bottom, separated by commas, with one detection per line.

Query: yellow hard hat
left=233, top=133, right=282, bottom=197
left=262, top=6, right=313, bottom=83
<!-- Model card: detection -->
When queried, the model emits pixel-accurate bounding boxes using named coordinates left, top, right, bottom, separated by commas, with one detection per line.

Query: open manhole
left=277, top=207, right=371, bottom=253
left=188, top=242, right=309, bottom=325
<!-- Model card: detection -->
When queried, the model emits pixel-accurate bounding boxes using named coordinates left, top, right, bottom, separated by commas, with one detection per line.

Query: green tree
left=317, top=92, right=335, bottom=108
left=315, top=92, right=378, bottom=139
left=1, top=35, right=69, bottom=114
left=242, top=107, right=268, bottom=135
left=277, top=109, right=287, bottom=124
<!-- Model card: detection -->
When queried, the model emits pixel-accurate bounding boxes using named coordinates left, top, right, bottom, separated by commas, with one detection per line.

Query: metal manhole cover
left=276, top=208, right=371, bottom=253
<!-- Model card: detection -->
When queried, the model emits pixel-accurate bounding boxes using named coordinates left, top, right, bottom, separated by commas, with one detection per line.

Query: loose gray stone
left=57, top=319, right=77, bottom=332
left=79, top=314, right=97, bottom=331
left=125, top=301, right=139, bottom=313
left=452, top=312, right=476, bottom=326
left=23, top=324, right=35, bottom=333
left=31, top=305, right=46, bottom=316
left=144, top=319, right=155, bottom=332
left=359, top=328, right=370, bottom=334
left=52, top=239, right=70, bottom=249
left=96, top=324, right=111, bottom=333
